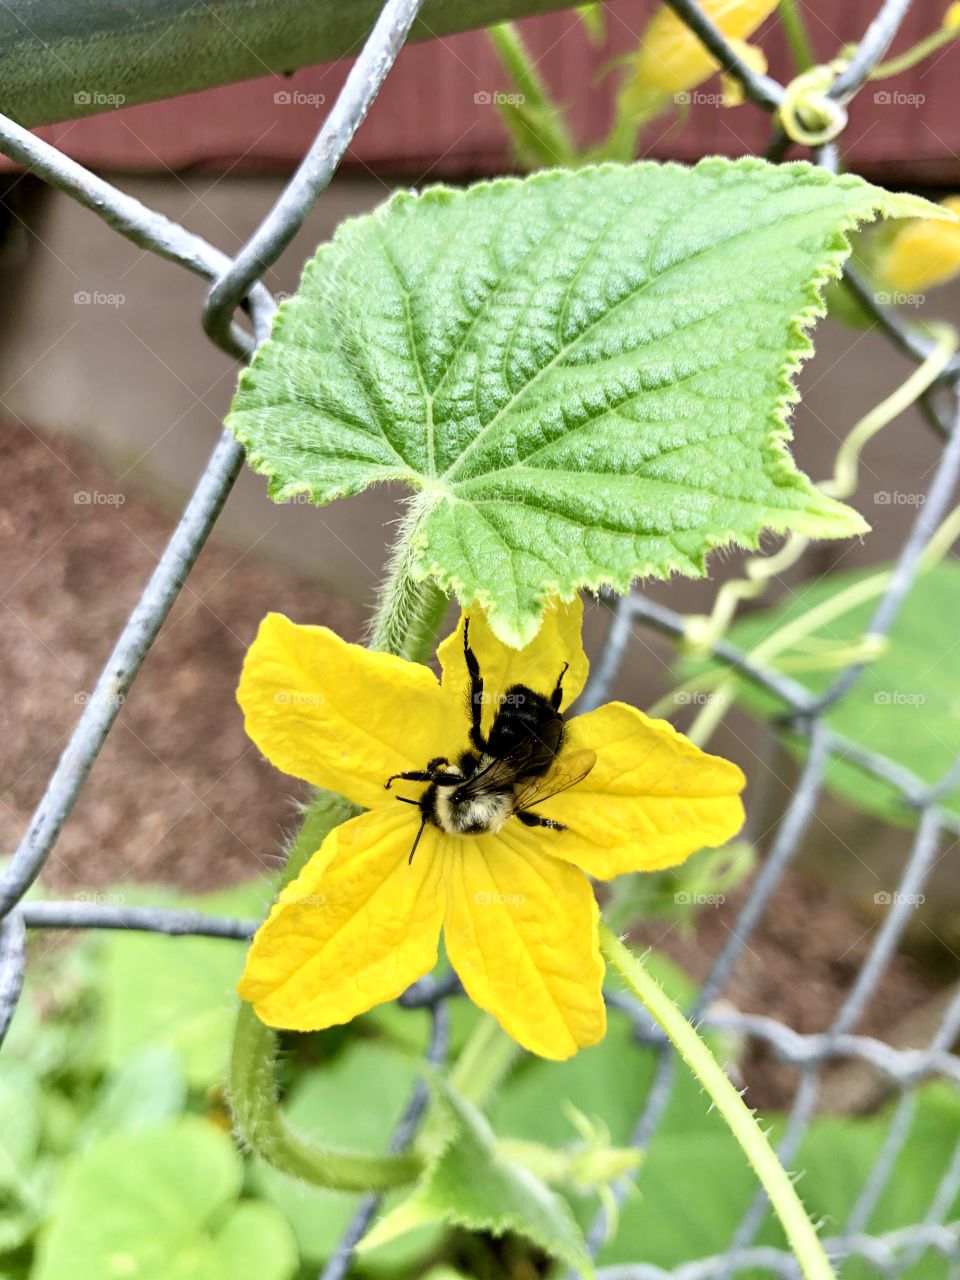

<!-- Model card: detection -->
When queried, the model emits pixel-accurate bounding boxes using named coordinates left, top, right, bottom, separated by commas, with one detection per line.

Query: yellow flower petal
left=721, top=39, right=767, bottom=106
left=238, top=612, right=449, bottom=809
left=877, top=197, right=960, bottom=292
left=443, top=825, right=606, bottom=1060
left=238, top=806, right=445, bottom=1029
left=437, top=597, right=589, bottom=737
left=538, top=702, right=745, bottom=879
left=631, top=0, right=778, bottom=97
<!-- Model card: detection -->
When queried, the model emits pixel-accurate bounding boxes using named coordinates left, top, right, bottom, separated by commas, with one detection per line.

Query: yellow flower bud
left=943, top=2, right=960, bottom=33
left=877, top=197, right=960, bottom=292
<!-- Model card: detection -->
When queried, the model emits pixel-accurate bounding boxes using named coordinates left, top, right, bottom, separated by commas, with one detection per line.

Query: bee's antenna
left=408, top=815, right=428, bottom=865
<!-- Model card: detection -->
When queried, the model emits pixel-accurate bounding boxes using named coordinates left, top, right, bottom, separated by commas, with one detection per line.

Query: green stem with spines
left=600, top=923, right=837, bottom=1280
left=486, top=22, right=578, bottom=169
left=228, top=570, right=449, bottom=1192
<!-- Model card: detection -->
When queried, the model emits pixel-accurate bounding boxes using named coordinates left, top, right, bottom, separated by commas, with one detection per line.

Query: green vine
left=600, top=923, right=837, bottom=1280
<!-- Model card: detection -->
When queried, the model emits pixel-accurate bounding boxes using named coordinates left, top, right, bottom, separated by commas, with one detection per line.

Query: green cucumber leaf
left=227, top=158, right=942, bottom=645
left=78, top=1046, right=187, bottom=1146
left=361, top=1077, right=594, bottom=1278
left=97, top=879, right=269, bottom=1090
left=32, top=1117, right=297, bottom=1280
left=686, top=560, right=960, bottom=826
left=100, top=929, right=246, bottom=1089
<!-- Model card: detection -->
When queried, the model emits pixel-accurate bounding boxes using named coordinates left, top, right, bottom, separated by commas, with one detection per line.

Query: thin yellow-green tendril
left=687, top=500, right=960, bottom=746
left=870, top=22, right=960, bottom=80
left=777, top=59, right=849, bottom=146
left=684, top=324, right=957, bottom=660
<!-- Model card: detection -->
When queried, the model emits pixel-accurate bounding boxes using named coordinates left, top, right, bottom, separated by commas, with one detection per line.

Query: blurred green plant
left=3, top=879, right=958, bottom=1279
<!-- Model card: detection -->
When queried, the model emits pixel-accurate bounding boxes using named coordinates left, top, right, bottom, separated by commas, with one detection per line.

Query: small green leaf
left=361, top=1078, right=595, bottom=1277
left=33, top=1117, right=297, bottom=1280
left=228, top=158, right=941, bottom=645
left=576, top=2, right=606, bottom=44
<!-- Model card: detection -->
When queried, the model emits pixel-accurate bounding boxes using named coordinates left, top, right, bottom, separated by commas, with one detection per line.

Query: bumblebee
left=386, top=618, right=596, bottom=862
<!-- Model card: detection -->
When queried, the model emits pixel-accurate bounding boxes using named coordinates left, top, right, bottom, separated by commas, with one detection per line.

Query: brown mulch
left=0, top=420, right=941, bottom=1108
left=0, top=421, right=358, bottom=892
left=639, top=871, right=937, bottom=1108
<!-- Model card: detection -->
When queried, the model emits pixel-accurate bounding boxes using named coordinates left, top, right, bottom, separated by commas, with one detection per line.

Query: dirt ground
left=0, top=421, right=360, bottom=892
left=0, top=421, right=940, bottom=1108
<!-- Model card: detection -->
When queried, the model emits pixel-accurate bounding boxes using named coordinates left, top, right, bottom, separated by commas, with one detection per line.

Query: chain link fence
left=1, top=1, right=959, bottom=1277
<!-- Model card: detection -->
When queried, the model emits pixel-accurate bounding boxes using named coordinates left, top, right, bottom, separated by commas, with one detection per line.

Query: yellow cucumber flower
left=236, top=599, right=745, bottom=1060
left=620, top=0, right=778, bottom=123
left=875, top=196, right=960, bottom=292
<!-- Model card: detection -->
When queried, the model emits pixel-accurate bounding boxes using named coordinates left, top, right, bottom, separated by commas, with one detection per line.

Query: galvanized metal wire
left=1, top=1, right=958, bottom=1277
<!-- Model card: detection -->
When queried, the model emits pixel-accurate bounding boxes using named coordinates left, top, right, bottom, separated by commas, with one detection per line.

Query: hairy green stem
left=600, top=924, right=837, bottom=1280
left=486, top=22, right=578, bottom=168
left=777, top=0, right=816, bottom=71
left=369, top=535, right=450, bottom=660
left=228, top=570, right=449, bottom=1192
left=230, top=1002, right=422, bottom=1191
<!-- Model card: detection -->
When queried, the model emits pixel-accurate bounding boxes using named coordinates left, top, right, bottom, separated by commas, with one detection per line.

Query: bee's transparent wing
left=510, top=747, right=597, bottom=814
left=456, top=738, right=545, bottom=797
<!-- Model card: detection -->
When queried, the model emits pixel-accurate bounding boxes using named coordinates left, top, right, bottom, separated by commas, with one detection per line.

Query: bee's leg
left=385, top=769, right=435, bottom=789
left=407, top=813, right=429, bottom=865
left=516, top=809, right=567, bottom=831
left=463, top=617, right=487, bottom=753
left=550, top=661, right=570, bottom=712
